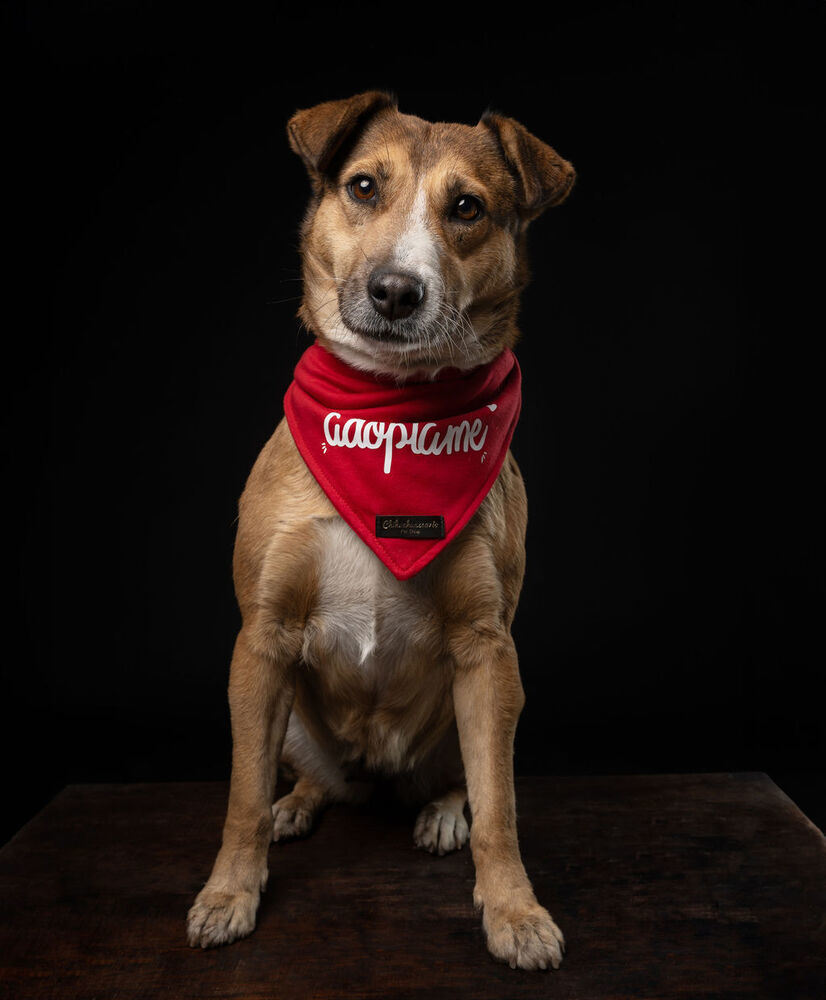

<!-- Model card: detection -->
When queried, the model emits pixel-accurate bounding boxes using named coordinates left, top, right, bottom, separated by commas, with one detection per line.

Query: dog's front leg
left=187, top=626, right=296, bottom=948
left=452, top=629, right=564, bottom=971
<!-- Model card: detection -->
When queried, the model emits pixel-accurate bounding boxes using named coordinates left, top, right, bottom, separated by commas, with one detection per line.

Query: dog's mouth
left=335, top=283, right=480, bottom=367
left=344, top=317, right=423, bottom=347
left=339, top=314, right=482, bottom=374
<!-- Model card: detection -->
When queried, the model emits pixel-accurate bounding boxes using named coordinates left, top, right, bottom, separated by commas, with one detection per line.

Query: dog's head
left=288, top=92, right=574, bottom=377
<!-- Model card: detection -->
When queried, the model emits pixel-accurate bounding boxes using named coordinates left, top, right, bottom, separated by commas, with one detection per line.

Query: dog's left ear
left=481, top=112, right=575, bottom=220
left=288, top=91, right=397, bottom=180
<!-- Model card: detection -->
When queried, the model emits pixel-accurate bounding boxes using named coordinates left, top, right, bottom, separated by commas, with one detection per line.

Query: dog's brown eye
left=453, top=195, right=483, bottom=221
left=350, top=176, right=377, bottom=201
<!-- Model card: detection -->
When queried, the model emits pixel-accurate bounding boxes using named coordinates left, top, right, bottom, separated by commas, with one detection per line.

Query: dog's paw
left=482, top=899, right=565, bottom=971
left=413, top=799, right=470, bottom=855
left=186, top=886, right=259, bottom=949
left=272, top=792, right=316, bottom=842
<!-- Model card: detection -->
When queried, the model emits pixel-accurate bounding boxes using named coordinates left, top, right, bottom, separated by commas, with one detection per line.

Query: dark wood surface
left=1, top=774, right=824, bottom=999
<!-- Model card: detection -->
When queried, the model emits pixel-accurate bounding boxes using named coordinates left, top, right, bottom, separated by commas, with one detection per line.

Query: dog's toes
left=186, top=887, right=259, bottom=949
left=272, top=792, right=316, bottom=842
left=482, top=899, right=565, bottom=971
left=413, top=800, right=469, bottom=855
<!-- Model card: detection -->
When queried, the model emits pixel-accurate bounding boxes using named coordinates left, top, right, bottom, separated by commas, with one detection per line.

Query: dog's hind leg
left=413, top=785, right=470, bottom=855
left=273, top=710, right=371, bottom=841
left=272, top=774, right=329, bottom=841
left=397, top=726, right=470, bottom=855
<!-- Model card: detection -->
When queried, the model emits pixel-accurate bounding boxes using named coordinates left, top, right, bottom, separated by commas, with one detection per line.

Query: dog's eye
left=349, top=176, right=377, bottom=202
left=453, top=195, right=484, bottom=221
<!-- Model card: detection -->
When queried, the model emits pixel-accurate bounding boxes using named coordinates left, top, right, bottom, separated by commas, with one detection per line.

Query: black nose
left=367, top=270, right=425, bottom=321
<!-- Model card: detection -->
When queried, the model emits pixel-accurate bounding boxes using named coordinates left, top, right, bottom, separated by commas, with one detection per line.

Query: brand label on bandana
left=284, top=343, right=521, bottom=580
left=376, top=515, right=446, bottom=539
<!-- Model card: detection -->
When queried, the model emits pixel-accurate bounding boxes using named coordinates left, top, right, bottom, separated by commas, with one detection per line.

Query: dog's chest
left=301, top=518, right=442, bottom=686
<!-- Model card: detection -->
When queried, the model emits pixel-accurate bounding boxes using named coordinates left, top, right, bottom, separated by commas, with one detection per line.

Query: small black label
left=376, top=515, right=445, bottom=540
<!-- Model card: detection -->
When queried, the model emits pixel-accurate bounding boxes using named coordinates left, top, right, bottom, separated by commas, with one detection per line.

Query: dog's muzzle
left=337, top=263, right=447, bottom=348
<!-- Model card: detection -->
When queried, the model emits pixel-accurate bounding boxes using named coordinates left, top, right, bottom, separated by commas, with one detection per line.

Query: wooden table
left=1, top=774, right=824, bottom=999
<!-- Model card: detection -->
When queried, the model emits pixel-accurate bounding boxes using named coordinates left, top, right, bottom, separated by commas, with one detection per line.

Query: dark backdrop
left=4, top=0, right=822, bottom=845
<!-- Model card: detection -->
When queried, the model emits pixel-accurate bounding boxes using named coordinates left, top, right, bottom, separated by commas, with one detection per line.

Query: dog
left=186, top=91, right=575, bottom=971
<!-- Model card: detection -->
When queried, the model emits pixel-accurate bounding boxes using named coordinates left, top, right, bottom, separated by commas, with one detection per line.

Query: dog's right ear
left=288, top=91, right=397, bottom=180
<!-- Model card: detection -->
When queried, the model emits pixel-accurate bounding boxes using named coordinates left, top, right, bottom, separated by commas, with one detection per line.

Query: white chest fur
left=304, top=518, right=384, bottom=669
left=297, top=517, right=452, bottom=774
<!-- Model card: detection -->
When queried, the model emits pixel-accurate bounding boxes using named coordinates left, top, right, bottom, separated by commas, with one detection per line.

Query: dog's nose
left=367, top=270, right=425, bottom=321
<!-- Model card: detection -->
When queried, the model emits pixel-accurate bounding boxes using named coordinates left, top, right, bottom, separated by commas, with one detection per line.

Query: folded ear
left=481, top=112, right=575, bottom=220
left=288, top=91, right=397, bottom=179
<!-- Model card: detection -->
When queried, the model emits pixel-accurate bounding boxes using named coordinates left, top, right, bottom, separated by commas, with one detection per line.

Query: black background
left=3, top=0, right=822, bottom=845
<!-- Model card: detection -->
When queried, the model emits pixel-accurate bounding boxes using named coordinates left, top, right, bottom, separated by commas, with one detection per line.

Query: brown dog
left=186, top=91, right=575, bottom=970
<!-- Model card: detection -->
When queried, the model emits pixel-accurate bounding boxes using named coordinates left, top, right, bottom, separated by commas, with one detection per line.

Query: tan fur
left=187, top=92, right=575, bottom=971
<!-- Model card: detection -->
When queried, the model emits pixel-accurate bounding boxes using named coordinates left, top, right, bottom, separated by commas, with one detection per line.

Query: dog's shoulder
left=232, top=419, right=334, bottom=611
left=477, top=451, right=528, bottom=576
left=429, top=453, right=528, bottom=632
left=239, top=418, right=334, bottom=523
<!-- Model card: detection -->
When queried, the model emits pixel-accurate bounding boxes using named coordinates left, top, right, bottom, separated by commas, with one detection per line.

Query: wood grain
left=1, top=774, right=824, bottom=999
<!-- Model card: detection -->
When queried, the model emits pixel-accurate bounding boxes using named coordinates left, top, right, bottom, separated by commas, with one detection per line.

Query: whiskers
left=432, top=299, right=477, bottom=366
left=403, top=272, right=479, bottom=370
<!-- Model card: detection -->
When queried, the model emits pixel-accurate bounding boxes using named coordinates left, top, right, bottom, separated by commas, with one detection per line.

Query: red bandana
left=284, top=343, right=521, bottom=580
